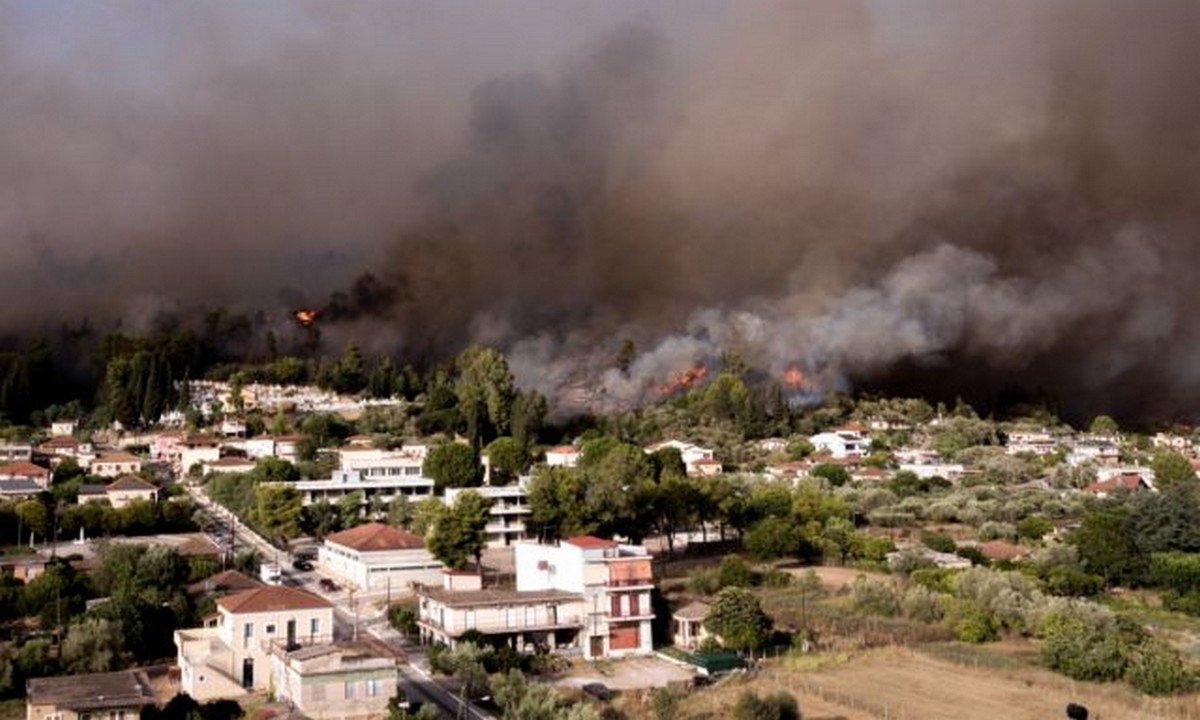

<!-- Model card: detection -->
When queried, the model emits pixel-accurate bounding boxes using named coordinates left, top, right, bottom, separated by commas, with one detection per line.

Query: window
left=244, top=623, right=254, bottom=638
left=310, top=618, right=320, bottom=635
left=265, top=624, right=275, bottom=635
left=344, top=682, right=357, bottom=699
left=366, top=679, right=380, bottom=697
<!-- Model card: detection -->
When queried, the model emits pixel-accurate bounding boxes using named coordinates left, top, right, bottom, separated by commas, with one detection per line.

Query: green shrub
left=1016, top=516, right=1054, bottom=541
left=850, top=576, right=900, bottom=617
left=732, top=690, right=802, bottom=720
left=760, top=569, right=793, bottom=588
left=1039, top=611, right=1133, bottom=681
left=689, top=567, right=720, bottom=595
left=945, top=600, right=999, bottom=643
left=920, top=532, right=957, bottom=554
left=1043, top=567, right=1104, bottom=598
left=1125, top=638, right=1196, bottom=695
left=902, top=586, right=945, bottom=623
left=718, top=555, right=755, bottom=589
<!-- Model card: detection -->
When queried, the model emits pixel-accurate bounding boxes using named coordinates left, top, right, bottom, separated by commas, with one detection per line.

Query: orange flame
left=781, top=366, right=807, bottom=389
left=295, top=309, right=319, bottom=327
left=657, top=364, right=709, bottom=395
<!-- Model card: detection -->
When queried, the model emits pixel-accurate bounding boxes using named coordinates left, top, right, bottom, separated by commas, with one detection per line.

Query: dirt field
left=781, top=565, right=886, bottom=591
left=677, top=645, right=1200, bottom=720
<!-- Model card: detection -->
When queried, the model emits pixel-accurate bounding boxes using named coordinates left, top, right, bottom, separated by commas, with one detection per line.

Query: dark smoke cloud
left=4, top=2, right=1200, bottom=421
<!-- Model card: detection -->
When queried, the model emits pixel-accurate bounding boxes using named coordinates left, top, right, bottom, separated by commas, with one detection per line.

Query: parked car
left=292, top=558, right=313, bottom=572
left=319, top=578, right=340, bottom=592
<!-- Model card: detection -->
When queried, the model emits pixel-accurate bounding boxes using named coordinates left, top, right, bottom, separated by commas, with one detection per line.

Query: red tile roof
left=217, top=585, right=331, bottom=614
left=564, top=535, right=618, bottom=549
left=94, top=452, right=141, bottom=464
left=546, top=445, right=579, bottom=454
left=106, top=475, right=157, bottom=492
left=0, top=461, right=49, bottom=477
left=324, top=522, right=425, bottom=552
left=978, top=541, right=1029, bottom=561
left=1085, top=474, right=1148, bottom=494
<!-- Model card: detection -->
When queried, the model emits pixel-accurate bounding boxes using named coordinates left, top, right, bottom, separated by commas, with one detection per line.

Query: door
left=242, top=658, right=254, bottom=689
left=286, top=619, right=297, bottom=648
left=589, top=635, right=604, bottom=658
left=629, top=594, right=640, bottom=617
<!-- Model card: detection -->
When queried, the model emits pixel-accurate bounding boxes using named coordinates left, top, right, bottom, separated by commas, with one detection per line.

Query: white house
left=104, top=475, right=158, bottom=509
left=337, top=446, right=427, bottom=480
left=898, top=462, right=965, bottom=481
left=49, top=420, right=78, bottom=437
left=515, top=537, right=655, bottom=659
left=175, top=585, right=335, bottom=700
left=645, top=440, right=718, bottom=476
left=269, top=640, right=398, bottom=720
left=180, top=437, right=222, bottom=475
left=318, top=522, right=442, bottom=592
left=544, top=445, right=581, bottom=468
left=418, top=536, right=656, bottom=660
left=89, top=452, right=142, bottom=478
left=809, top=428, right=870, bottom=459
left=1006, top=431, right=1058, bottom=456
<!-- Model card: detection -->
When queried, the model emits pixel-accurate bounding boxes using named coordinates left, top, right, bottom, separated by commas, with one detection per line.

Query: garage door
left=609, top=624, right=639, bottom=650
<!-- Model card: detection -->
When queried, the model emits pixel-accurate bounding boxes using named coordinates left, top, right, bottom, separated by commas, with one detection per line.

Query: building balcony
left=418, top=615, right=584, bottom=637
left=605, top=577, right=654, bottom=589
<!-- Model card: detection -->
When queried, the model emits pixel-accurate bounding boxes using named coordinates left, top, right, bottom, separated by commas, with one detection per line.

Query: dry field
left=673, top=644, right=1200, bottom=720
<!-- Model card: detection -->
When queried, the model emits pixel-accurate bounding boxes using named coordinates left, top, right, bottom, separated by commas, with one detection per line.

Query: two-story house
left=418, top=536, right=656, bottom=660
left=175, top=585, right=334, bottom=699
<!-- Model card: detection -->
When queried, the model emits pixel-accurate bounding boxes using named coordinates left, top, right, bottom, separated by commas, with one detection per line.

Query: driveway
left=558, top=656, right=696, bottom=691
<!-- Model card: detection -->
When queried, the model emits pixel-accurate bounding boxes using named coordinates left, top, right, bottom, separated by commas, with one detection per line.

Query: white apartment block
left=444, top=483, right=530, bottom=547
left=808, top=429, right=870, bottom=459
left=294, top=470, right=435, bottom=508
left=318, top=523, right=443, bottom=592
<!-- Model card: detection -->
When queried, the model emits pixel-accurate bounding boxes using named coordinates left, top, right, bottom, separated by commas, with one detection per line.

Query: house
left=0, top=442, right=33, bottom=463
left=898, top=462, right=965, bottom=481
left=50, top=420, right=78, bottom=437
left=77, top=484, right=109, bottom=505
left=808, top=429, right=869, bottom=459
left=1085, top=472, right=1155, bottom=498
left=417, top=583, right=586, bottom=655
left=337, top=446, right=428, bottom=480
left=1153, top=432, right=1193, bottom=452
left=516, top=536, right=655, bottom=659
left=175, top=585, right=335, bottom=699
left=105, top=475, right=159, bottom=509
left=1, top=556, right=47, bottom=582
left=90, top=452, right=142, bottom=478
left=274, top=435, right=302, bottom=463
left=318, top=523, right=442, bottom=591
left=645, top=440, right=718, bottom=476
left=0, top=479, right=44, bottom=501
left=755, top=438, right=788, bottom=454
left=672, top=601, right=712, bottom=650
left=544, top=445, right=581, bottom=468
left=418, top=536, right=656, bottom=660
left=1006, top=431, right=1058, bottom=456
left=150, top=432, right=186, bottom=464
left=444, top=484, right=530, bottom=547
left=204, top=456, right=257, bottom=475
left=26, top=669, right=156, bottom=720
left=244, top=437, right=278, bottom=460
left=219, top=419, right=246, bottom=437
left=35, top=436, right=94, bottom=466
left=1066, top=440, right=1121, bottom=467
left=0, top=461, right=51, bottom=489
left=180, top=437, right=222, bottom=474
left=269, top=640, right=398, bottom=720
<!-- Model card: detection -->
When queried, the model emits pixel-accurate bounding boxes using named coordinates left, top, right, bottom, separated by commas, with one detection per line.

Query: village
left=3, top=370, right=1200, bottom=720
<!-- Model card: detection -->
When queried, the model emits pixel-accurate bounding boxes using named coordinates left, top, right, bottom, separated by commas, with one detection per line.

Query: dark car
left=581, top=683, right=612, bottom=702
left=318, top=578, right=340, bottom=592
left=292, top=558, right=313, bottom=572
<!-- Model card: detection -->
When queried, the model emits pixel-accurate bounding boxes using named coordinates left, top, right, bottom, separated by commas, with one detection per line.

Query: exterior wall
left=515, top=543, right=586, bottom=593
left=27, top=702, right=142, bottom=720
left=90, top=461, right=141, bottom=478
left=422, top=598, right=585, bottom=637
left=270, top=654, right=397, bottom=720
left=181, top=447, right=221, bottom=473
left=244, top=439, right=276, bottom=459
left=319, top=544, right=442, bottom=591
left=107, top=488, right=156, bottom=510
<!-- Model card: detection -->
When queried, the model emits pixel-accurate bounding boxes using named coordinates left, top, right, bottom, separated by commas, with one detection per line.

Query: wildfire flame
left=294, top=309, right=319, bottom=327
left=781, top=366, right=807, bottom=389
left=657, top=364, right=709, bottom=396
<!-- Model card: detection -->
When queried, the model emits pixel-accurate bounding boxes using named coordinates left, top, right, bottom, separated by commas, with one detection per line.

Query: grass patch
left=0, top=699, right=25, bottom=720
left=918, top=641, right=1023, bottom=670
left=780, top=649, right=853, bottom=672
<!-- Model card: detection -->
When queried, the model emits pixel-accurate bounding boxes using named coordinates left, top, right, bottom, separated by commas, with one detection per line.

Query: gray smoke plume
left=4, top=2, right=1200, bottom=421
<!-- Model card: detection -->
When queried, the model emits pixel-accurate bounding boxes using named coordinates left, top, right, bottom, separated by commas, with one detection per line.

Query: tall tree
left=454, top=346, right=515, bottom=447
left=252, top=484, right=302, bottom=542
left=705, top=587, right=772, bottom=655
left=428, top=490, right=492, bottom=571
left=423, top=443, right=482, bottom=491
left=485, top=437, right=526, bottom=485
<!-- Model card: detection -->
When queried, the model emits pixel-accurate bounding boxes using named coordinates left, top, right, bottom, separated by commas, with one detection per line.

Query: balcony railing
left=419, top=615, right=584, bottom=635
left=606, top=577, right=654, bottom=588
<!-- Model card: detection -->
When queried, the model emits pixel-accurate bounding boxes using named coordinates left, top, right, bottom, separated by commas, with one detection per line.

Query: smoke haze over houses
left=3, top=2, right=1200, bottom=421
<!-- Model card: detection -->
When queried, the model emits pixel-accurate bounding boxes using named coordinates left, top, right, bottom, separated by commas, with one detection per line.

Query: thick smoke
left=4, top=2, right=1200, bottom=421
